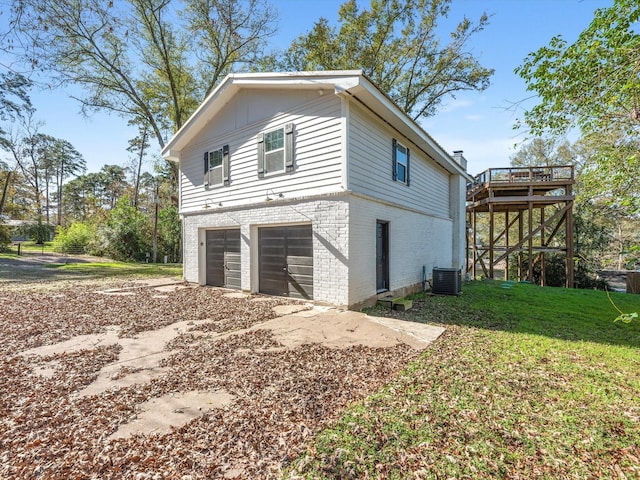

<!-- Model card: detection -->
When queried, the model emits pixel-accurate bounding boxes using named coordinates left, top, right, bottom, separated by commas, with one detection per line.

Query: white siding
left=179, top=90, right=344, bottom=214
left=348, top=194, right=454, bottom=306
left=348, top=101, right=451, bottom=218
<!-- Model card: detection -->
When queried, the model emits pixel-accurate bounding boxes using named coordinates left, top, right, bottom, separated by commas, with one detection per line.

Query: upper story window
left=204, top=145, right=229, bottom=188
left=257, top=123, right=295, bottom=177
left=264, top=128, right=285, bottom=173
left=392, top=139, right=410, bottom=186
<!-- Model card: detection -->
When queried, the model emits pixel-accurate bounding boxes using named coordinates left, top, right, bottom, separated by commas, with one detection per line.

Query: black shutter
left=222, top=144, right=230, bottom=186
left=203, top=151, right=209, bottom=187
left=257, top=132, right=265, bottom=177
left=285, top=123, right=294, bottom=172
left=391, top=138, right=397, bottom=181
left=406, top=147, right=411, bottom=186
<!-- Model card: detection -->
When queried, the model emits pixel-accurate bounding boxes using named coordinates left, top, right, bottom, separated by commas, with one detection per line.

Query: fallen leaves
left=0, top=281, right=418, bottom=478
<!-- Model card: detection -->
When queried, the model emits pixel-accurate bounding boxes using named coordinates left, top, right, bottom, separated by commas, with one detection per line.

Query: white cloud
left=464, top=114, right=484, bottom=122
left=439, top=97, right=474, bottom=113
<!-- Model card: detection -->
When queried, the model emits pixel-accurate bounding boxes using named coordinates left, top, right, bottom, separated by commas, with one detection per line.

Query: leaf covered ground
left=0, top=281, right=417, bottom=479
left=287, top=281, right=640, bottom=479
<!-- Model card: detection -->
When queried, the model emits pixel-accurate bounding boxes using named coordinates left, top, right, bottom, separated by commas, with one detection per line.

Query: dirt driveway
left=0, top=279, right=443, bottom=479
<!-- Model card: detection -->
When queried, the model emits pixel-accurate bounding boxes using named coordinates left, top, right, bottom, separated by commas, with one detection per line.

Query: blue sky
left=2, top=0, right=611, bottom=176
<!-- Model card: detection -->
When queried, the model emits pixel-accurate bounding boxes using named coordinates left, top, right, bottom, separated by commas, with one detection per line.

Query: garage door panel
left=288, top=283, right=313, bottom=299
left=259, top=225, right=313, bottom=300
left=206, top=229, right=241, bottom=289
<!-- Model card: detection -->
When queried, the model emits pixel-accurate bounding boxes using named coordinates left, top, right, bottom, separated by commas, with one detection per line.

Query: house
left=162, top=70, right=471, bottom=308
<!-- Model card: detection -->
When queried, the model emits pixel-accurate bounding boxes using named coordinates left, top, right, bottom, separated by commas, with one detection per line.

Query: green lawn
left=44, top=261, right=183, bottom=278
left=286, top=281, right=640, bottom=479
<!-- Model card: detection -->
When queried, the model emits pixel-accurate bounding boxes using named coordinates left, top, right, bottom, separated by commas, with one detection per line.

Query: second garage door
left=206, top=229, right=241, bottom=289
left=259, top=225, right=313, bottom=299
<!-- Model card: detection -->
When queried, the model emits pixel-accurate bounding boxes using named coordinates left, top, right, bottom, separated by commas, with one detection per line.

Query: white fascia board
left=342, top=76, right=470, bottom=179
left=161, top=75, right=239, bottom=159
left=161, top=70, right=364, bottom=160
left=164, top=149, right=181, bottom=162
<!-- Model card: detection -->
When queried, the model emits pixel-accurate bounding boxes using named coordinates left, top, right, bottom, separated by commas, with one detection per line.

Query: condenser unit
left=432, top=267, right=462, bottom=295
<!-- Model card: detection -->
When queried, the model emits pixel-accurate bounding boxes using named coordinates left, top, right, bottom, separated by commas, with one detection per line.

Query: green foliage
left=0, top=71, right=32, bottom=145
left=18, top=220, right=53, bottom=244
left=7, top=0, right=277, bottom=151
left=278, top=0, right=494, bottom=120
left=0, top=225, right=11, bottom=249
left=157, top=205, right=181, bottom=262
left=99, top=196, right=152, bottom=261
left=52, top=222, right=96, bottom=255
left=507, top=253, right=607, bottom=290
left=516, top=0, right=640, bottom=137
left=516, top=0, right=640, bottom=214
left=288, top=281, right=640, bottom=478
left=510, top=137, right=577, bottom=167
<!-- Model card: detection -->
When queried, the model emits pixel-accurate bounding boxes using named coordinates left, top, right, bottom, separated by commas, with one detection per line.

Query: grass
left=44, top=261, right=183, bottom=279
left=286, top=281, right=640, bottom=479
left=11, top=241, right=56, bottom=253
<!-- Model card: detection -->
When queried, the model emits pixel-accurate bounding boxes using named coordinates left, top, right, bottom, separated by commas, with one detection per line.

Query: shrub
left=0, top=225, right=11, bottom=251
left=99, top=196, right=152, bottom=261
left=508, top=253, right=608, bottom=290
left=52, top=222, right=96, bottom=255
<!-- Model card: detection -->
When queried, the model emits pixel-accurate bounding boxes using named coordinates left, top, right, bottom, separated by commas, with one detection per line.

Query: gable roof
left=161, top=70, right=469, bottom=177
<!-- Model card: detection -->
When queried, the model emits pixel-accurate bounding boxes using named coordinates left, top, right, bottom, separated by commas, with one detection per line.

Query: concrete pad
left=16, top=300, right=444, bottom=440
left=249, top=309, right=445, bottom=350
left=222, top=292, right=249, bottom=299
left=20, top=326, right=122, bottom=358
left=271, top=304, right=311, bottom=316
left=109, top=390, right=233, bottom=439
left=75, top=319, right=212, bottom=398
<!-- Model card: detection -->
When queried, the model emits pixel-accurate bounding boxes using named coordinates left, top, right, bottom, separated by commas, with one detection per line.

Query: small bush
left=508, top=253, right=608, bottom=290
left=52, top=222, right=96, bottom=255
left=0, top=225, right=11, bottom=250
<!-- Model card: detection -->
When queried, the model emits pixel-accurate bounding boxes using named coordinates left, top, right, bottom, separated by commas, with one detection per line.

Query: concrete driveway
left=2, top=279, right=445, bottom=477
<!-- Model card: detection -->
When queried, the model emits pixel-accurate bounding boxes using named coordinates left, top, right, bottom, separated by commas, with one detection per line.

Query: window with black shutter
left=257, top=123, right=295, bottom=176
left=204, top=145, right=230, bottom=188
left=392, top=139, right=410, bottom=186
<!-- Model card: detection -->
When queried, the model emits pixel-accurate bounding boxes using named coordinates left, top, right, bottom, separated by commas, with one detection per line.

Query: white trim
left=161, top=70, right=471, bottom=180
left=197, top=228, right=206, bottom=285
left=341, top=96, right=350, bottom=191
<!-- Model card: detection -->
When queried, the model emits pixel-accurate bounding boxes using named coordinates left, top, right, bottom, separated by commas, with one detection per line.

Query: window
left=257, top=123, right=294, bottom=177
left=203, top=145, right=229, bottom=187
left=264, top=128, right=285, bottom=174
left=392, top=139, right=410, bottom=186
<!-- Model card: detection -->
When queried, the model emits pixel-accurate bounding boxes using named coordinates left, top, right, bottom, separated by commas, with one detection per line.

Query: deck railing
left=467, top=165, right=574, bottom=192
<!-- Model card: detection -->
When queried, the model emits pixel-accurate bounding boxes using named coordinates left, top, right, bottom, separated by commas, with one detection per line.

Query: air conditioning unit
left=432, top=267, right=462, bottom=295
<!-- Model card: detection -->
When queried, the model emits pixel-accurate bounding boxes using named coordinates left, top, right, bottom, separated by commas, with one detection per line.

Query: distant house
left=162, top=71, right=470, bottom=308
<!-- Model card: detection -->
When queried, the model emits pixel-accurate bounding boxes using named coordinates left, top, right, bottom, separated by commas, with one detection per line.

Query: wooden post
left=489, top=203, right=495, bottom=279
left=528, top=201, right=533, bottom=283
left=518, top=211, right=523, bottom=281
left=540, top=207, right=545, bottom=286
left=566, top=199, right=574, bottom=288
left=505, top=211, right=510, bottom=281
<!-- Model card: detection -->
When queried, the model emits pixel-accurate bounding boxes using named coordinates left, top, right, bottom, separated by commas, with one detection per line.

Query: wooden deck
left=466, top=165, right=575, bottom=287
left=467, top=166, right=574, bottom=210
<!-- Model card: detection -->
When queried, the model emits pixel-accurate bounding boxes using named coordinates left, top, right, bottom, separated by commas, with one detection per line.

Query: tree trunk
left=0, top=171, right=11, bottom=217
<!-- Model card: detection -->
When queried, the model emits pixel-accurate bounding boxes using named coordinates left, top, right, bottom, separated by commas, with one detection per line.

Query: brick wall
left=183, top=194, right=350, bottom=306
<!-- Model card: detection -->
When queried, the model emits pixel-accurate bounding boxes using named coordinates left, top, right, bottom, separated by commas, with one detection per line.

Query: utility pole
left=153, top=181, right=159, bottom=263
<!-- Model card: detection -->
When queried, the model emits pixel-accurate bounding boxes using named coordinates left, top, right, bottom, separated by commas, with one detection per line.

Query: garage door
left=206, top=229, right=241, bottom=289
left=259, top=225, right=313, bottom=299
